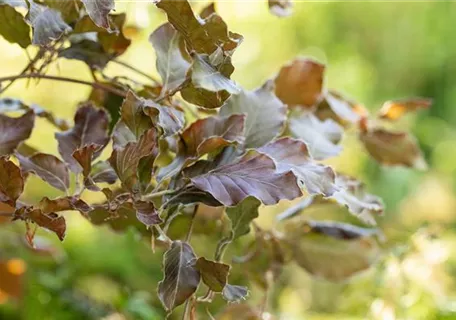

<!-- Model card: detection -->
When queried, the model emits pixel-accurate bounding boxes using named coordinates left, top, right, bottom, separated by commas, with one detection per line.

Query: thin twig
left=112, top=59, right=160, bottom=84
left=0, top=73, right=127, bottom=97
left=185, top=205, right=198, bottom=242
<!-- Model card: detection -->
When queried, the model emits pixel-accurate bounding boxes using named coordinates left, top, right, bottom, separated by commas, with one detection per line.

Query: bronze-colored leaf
left=118, top=91, right=153, bottom=139
left=27, top=0, right=72, bottom=46
left=0, top=157, right=24, bottom=206
left=72, top=144, right=98, bottom=178
left=109, top=129, right=158, bottom=192
left=59, top=39, right=111, bottom=70
left=284, top=218, right=379, bottom=281
left=56, top=103, right=109, bottom=172
left=195, top=257, right=230, bottom=292
left=90, top=161, right=117, bottom=184
left=268, top=0, right=293, bottom=17
left=133, top=200, right=162, bottom=226
left=0, top=4, right=31, bottom=48
left=38, top=196, right=92, bottom=215
left=275, top=58, right=325, bottom=107
left=14, top=207, right=66, bottom=241
left=226, top=196, right=261, bottom=240
left=289, top=111, right=343, bottom=160
left=330, top=174, right=384, bottom=225
left=81, top=0, right=114, bottom=29
left=158, top=241, right=201, bottom=312
left=378, top=97, right=432, bottom=121
left=17, top=153, right=69, bottom=192
left=258, top=138, right=338, bottom=196
left=222, top=285, right=249, bottom=303
left=143, top=101, right=185, bottom=136
left=98, top=14, right=131, bottom=56
left=317, top=90, right=367, bottom=124
left=220, top=81, right=286, bottom=148
left=360, top=128, right=427, bottom=169
left=0, top=110, right=35, bottom=156
left=149, top=23, right=191, bottom=97
left=191, top=153, right=302, bottom=206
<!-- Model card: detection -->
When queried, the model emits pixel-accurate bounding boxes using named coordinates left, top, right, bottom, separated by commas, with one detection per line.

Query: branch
left=0, top=73, right=127, bottom=98
left=112, top=60, right=161, bottom=84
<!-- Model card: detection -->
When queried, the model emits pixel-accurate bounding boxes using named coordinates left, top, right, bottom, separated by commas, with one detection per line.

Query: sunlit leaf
left=378, top=97, right=432, bottom=121
left=195, top=257, right=230, bottom=292
left=0, top=110, right=35, bottom=156
left=220, top=81, right=286, bottom=148
left=38, top=196, right=92, bottom=215
left=275, top=58, right=325, bottom=108
left=149, top=22, right=191, bottom=97
left=268, top=0, right=293, bottom=17
left=56, top=103, right=109, bottom=172
left=284, top=218, right=379, bottom=281
left=191, top=153, right=302, bottom=206
left=226, top=196, right=261, bottom=240
left=360, top=127, right=427, bottom=169
left=289, top=111, right=343, bottom=160
left=0, top=4, right=31, bottom=48
left=81, top=0, right=114, bottom=29
left=258, top=138, right=338, bottom=196
left=158, top=241, right=200, bottom=312
left=133, top=200, right=162, bottom=226
left=27, top=0, right=72, bottom=46
left=222, top=285, right=249, bottom=303
left=17, top=153, right=70, bottom=192
left=0, top=157, right=24, bottom=206
left=317, top=90, right=367, bottom=124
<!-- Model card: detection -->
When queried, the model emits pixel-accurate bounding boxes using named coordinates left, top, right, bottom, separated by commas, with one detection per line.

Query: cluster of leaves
left=0, top=0, right=432, bottom=318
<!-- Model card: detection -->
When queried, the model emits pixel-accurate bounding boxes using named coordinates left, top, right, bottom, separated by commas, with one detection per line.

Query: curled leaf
left=38, top=196, right=92, bottom=215
left=0, top=110, right=35, bottom=156
left=195, top=257, right=230, bottom=292
left=14, top=207, right=66, bottom=241
left=158, top=241, right=200, bottom=312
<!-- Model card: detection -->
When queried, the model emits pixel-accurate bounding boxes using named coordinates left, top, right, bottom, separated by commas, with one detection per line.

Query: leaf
left=288, top=111, right=343, bottom=160
left=188, top=53, right=240, bottom=94
left=59, top=39, right=111, bottom=70
left=98, top=14, right=131, bottom=56
left=317, top=90, right=367, bottom=125
left=195, top=257, right=230, bottom=292
left=226, top=196, right=261, bottom=240
left=143, top=101, right=185, bottom=136
left=14, top=207, right=66, bottom=241
left=275, top=58, right=325, bottom=107
left=360, top=128, right=427, bottom=169
left=330, top=174, right=384, bottom=225
left=38, top=196, right=92, bottom=215
left=222, top=284, right=249, bottom=303
left=17, top=153, right=70, bottom=192
left=109, top=129, right=158, bottom=192
left=56, top=104, right=109, bottom=172
left=133, top=200, right=162, bottom=226
left=258, top=138, right=338, bottom=196
left=72, top=144, right=98, bottom=178
left=284, top=218, right=379, bottom=281
left=0, top=157, right=24, bottom=206
left=90, top=161, right=117, bottom=184
left=0, top=110, right=35, bottom=156
left=378, top=97, right=432, bottom=121
left=27, top=0, right=72, bottom=46
left=158, top=241, right=201, bottom=312
left=150, top=23, right=191, bottom=97
left=0, top=4, right=31, bottom=48
left=81, top=0, right=114, bottom=29
left=191, top=153, right=302, bottom=206
left=268, top=0, right=293, bottom=17
left=118, top=91, right=153, bottom=139
left=220, top=81, right=286, bottom=148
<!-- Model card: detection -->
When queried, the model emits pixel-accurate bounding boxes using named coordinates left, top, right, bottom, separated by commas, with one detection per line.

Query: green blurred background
left=1, top=1, right=456, bottom=319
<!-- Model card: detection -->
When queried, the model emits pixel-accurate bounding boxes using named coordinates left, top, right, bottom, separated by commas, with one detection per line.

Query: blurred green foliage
left=1, top=1, right=456, bottom=319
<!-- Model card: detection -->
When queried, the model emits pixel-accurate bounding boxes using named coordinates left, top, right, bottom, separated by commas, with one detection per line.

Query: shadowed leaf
left=275, top=58, right=325, bottom=107
left=226, top=196, right=261, bottom=240
left=191, top=153, right=302, bottom=206
left=302, top=220, right=379, bottom=240
left=133, top=200, right=162, bottom=226
left=258, top=138, right=337, bottom=196
left=195, top=257, right=230, bottom=292
left=27, top=0, right=71, bottom=46
left=289, top=111, right=343, bottom=160
left=59, top=39, right=111, bottom=69
left=360, top=128, right=427, bottom=169
left=17, top=153, right=69, bottom=192
left=56, top=104, right=109, bottom=172
left=90, top=161, right=117, bottom=184
left=268, top=0, right=293, bottom=17
left=0, top=157, right=24, bottom=206
left=38, top=196, right=92, bottom=215
left=378, top=97, right=432, bottom=121
left=0, top=111, right=35, bottom=156
left=98, top=14, right=131, bottom=56
left=220, top=81, right=286, bottom=148
left=0, top=4, right=31, bottom=48
left=222, top=284, right=249, bottom=303
left=158, top=241, right=200, bottom=312
left=143, top=101, right=185, bottom=136
left=81, top=0, right=114, bottom=29
left=150, top=23, right=191, bottom=97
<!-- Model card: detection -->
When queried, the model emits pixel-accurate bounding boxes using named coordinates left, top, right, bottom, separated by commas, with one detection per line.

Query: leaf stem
left=0, top=73, right=127, bottom=98
left=214, top=234, right=233, bottom=262
left=185, top=205, right=198, bottom=242
left=112, top=60, right=160, bottom=84
left=142, top=189, right=177, bottom=201
left=154, top=225, right=172, bottom=246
